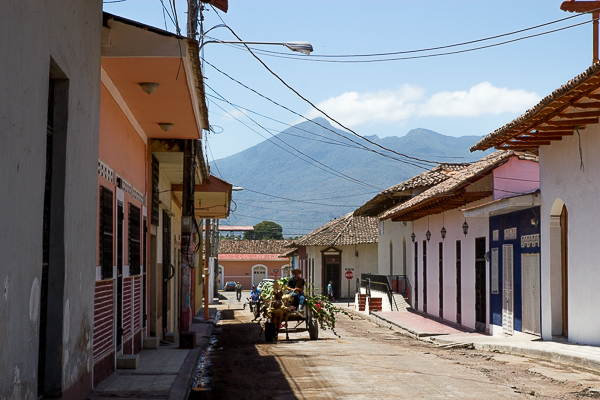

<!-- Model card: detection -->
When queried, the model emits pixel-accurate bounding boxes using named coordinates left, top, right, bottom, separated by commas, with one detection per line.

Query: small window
left=129, top=204, right=141, bottom=275
left=99, top=186, right=114, bottom=279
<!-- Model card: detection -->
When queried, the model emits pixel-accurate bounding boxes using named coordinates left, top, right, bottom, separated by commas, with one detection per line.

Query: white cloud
left=306, top=82, right=540, bottom=127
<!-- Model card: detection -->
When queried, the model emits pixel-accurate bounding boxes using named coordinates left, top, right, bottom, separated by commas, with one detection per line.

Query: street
left=193, top=292, right=600, bottom=400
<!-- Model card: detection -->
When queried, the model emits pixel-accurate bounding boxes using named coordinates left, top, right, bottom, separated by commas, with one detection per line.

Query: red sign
left=273, top=271, right=279, bottom=277
left=345, top=271, right=354, bottom=280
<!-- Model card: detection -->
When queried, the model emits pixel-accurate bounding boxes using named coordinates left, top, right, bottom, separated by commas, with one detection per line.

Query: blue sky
left=104, top=1, right=594, bottom=162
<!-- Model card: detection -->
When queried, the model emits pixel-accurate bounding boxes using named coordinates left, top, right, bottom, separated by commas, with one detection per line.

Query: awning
left=172, top=175, right=232, bottom=219
left=462, top=191, right=541, bottom=218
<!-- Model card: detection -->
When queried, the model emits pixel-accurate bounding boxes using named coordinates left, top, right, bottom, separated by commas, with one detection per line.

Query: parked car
left=257, top=278, right=275, bottom=291
left=224, top=281, right=236, bottom=291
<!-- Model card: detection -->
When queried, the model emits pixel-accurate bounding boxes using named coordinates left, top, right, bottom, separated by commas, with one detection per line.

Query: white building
left=0, top=1, right=103, bottom=398
left=293, top=213, right=379, bottom=299
left=471, top=63, right=600, bottom=345
left=380, top=151, right=539, bottom=333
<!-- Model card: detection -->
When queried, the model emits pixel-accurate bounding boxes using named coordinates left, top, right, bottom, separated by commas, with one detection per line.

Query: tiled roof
left=353, top=163, right=468, bottom=217
left=218, top=240, right=292, bottom=255
left=471, top=63, right=600, bottom=152
left=380, top=151, right=538, bottom=221
left=295, top=213, right=378, bottom=247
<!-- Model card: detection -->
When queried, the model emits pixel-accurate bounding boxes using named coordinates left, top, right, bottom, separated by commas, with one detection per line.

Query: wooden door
left=522, top=253, right=541, bottom=335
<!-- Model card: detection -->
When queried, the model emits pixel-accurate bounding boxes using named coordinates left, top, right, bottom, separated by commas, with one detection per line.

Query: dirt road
left=193, top=294, right=600, bottom=399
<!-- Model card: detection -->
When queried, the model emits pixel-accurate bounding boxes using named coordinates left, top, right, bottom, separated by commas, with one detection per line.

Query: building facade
left=0, top=2, right=103, bottom=398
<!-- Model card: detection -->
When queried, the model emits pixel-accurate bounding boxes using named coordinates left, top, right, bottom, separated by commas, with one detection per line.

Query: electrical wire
left=206, top=86, right=384, bottom=190
left=210, top=10, right=587, bottom=59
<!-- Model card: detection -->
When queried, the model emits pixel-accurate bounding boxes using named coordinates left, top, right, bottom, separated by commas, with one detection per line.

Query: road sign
left=345, top=270, right=354, bottom=280
left=273, top=271, right=279, bottom=277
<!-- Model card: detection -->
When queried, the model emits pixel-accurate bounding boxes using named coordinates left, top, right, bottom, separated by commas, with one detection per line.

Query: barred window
left=129, top=204, right=141, bottom=275
left=99, top=186, right=114, bottom=280
left=151, top=156, right=159, bottom=226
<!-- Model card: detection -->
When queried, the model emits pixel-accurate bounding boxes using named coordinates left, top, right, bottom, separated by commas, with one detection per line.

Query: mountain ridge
left=211, top=118, right=491, bottom=237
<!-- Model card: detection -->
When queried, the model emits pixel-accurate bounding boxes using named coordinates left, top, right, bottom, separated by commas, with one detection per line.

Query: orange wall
left=220, top=260, right=289, bottom=289
left=99, top=84, right=146, bottom=190
left=96, top=83, right=148, bottom=267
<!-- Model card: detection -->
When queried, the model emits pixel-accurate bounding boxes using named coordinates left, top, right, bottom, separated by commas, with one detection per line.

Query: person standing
left=327, top=281, right=335, bottom=302
left=235, top=281, right=242, bottom=301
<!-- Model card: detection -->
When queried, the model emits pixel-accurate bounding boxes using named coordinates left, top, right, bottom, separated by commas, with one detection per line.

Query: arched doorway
left=252, top=264, right=267, bottom=286
left=550, top=199, right=568, bottom=337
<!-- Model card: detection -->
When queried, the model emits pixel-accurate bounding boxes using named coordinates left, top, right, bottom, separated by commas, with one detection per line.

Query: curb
left=357, top=308, right=600, bottom=375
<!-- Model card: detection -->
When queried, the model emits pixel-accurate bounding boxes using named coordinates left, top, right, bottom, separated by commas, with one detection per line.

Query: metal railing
left=360, top=273, right=398, bottom=311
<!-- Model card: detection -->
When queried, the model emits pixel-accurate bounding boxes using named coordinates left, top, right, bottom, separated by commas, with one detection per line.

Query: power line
left=239, top=187, right=361, bottom=207
left=205, top=86, right=384, bottom=190
left=203, top=59, right=438, bottom=171
left=209, top=11, right=586, bottom=59
left=206, top=17, right=594, bottom=63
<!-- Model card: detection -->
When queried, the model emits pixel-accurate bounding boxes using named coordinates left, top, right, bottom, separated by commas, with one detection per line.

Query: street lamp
left=199, top=39, right=313, bottom=54
left=200, top=24, right=313, bottom=55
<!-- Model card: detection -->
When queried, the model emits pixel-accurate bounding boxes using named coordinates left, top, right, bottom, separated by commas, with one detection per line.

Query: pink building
left=218, top=240, right=292, bottom=289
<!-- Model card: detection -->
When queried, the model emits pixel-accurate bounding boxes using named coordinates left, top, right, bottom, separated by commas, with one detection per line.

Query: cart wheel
left=265, top=321, right=275, bottom=342
left=308, top=318, right=318, bottom=340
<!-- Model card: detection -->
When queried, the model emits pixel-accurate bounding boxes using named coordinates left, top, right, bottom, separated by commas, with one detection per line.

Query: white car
left=257, top=278, right=275, bottom=291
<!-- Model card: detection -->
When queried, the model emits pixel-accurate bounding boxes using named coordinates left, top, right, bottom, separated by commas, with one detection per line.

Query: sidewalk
left=338, top=302, right=600, bottom=374
left=87, top=308, right=217, bottom=400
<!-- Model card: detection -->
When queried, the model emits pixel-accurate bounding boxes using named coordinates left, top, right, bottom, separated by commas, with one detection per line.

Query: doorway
left=322, top=252, right=341, bottom=299
left=252, top=265, right=267, bottom=286
left=116, top=199, right=124, bottom=349
left=475, top=237, right=487, bottom=332
left=162, top=210, right=171, bottom=335
left=522, top=253, right=541, bottom=335
left=502, top=244, right=514, bottom=335
left=422, top=240, right=427, bottom=313
left=560, top=205, right=568, bottom=337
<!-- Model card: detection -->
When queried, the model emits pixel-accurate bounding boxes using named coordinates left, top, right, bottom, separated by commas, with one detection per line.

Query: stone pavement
left=87, top=309, right=217, bottom=400
left=337, top=302, right=600, bottom=374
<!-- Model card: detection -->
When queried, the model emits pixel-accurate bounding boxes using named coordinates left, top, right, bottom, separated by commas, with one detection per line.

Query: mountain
left=211, top=118, right=491, bottom=237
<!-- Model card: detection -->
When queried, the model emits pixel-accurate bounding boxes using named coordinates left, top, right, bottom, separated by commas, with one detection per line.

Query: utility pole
left=180, top=0, right=199, bottom=336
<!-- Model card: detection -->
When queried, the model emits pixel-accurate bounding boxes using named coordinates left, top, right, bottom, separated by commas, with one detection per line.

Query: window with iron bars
left=129, top=204, right=141, bottom=275
left=99, top=186, right=114, bottom=280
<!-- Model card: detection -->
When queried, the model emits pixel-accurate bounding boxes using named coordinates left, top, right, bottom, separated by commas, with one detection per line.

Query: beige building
left=292, top=214, right=379, bottom=299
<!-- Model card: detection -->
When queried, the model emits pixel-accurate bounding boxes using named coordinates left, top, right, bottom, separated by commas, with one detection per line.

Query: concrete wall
left=539, top=124, right=600, bottom=345
left=411, top=198, right=490, bottom=331
left=0, top=2, right=103, bottom=398
left=377, top=219, right=412, bottom=278
left=306, top=244, right=378, bottom=298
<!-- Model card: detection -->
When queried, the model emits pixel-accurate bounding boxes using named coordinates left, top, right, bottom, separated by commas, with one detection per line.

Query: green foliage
left=243, top=220, right=283, bottom=240
left=254, top=277, right=353, bottom=337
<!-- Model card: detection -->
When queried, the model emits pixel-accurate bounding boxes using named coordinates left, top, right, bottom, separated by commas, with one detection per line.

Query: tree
left=243, top=221, right=284, bottom=240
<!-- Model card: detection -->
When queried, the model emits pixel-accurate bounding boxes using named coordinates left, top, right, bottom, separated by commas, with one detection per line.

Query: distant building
left=291, top=213, right=379, bottom=299
left=218, top=240, right=292, bottom=289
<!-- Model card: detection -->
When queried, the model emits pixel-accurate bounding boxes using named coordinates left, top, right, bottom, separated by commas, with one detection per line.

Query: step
left=116, top=354, right=139, bottom=369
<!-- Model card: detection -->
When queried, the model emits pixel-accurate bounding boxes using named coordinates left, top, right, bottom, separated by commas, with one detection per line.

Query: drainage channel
left=189, top=310, right=221, bottom=399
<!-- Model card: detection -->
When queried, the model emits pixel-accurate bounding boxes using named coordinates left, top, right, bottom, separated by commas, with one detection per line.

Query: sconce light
left=139, top=82, right=160, bottom=94
left=158, top=122, right=174, bottom=132
left=425, top=230, right=431, bottom=242
left=441, top=212, right=446, bottom=240
left=462, top=219, right=469, bottom=236
left=411, top=232, right=416, bottom=242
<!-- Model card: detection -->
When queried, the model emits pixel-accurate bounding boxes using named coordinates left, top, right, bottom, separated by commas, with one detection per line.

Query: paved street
left=194, top=292, right=600, bottom=399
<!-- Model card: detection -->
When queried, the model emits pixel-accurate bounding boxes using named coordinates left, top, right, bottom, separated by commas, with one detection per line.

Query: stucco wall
left=219, top=259, right=289, bottom=289
left=0, top=2, right=103, bottom=398
left=306, top=244, right=378, bottom=298
left=378, top=219, right=412, bottom=278
left=539, top=125, right=600, bottom=345
left=410, top=198, right=490, bottom=331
